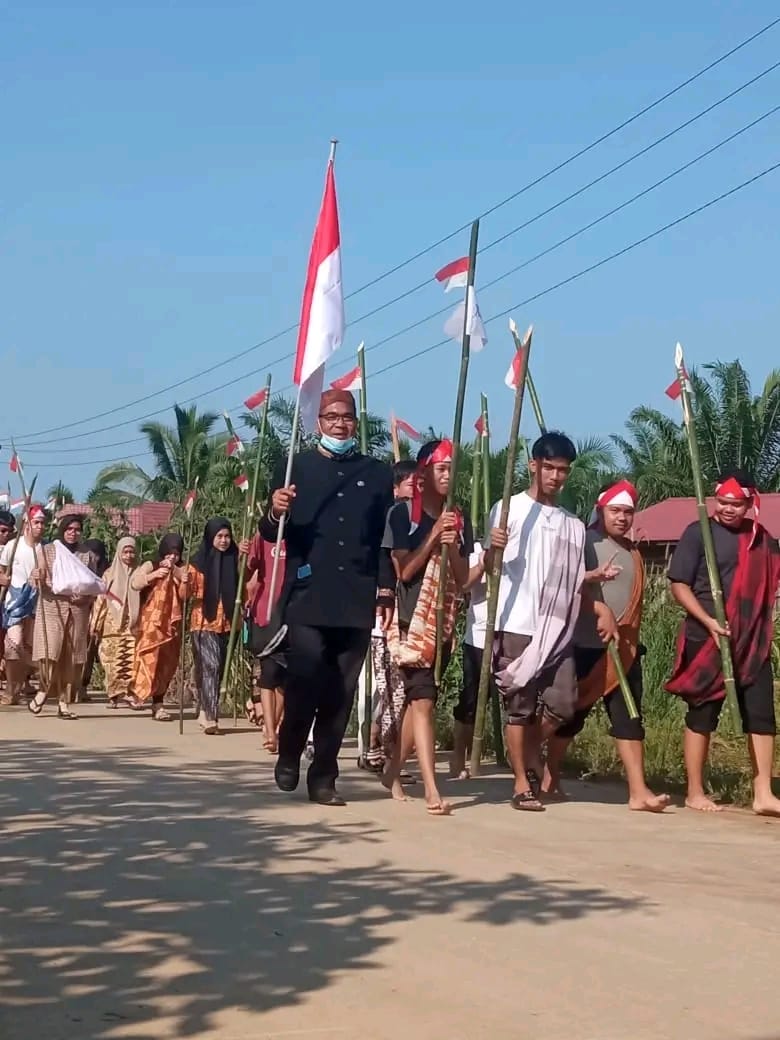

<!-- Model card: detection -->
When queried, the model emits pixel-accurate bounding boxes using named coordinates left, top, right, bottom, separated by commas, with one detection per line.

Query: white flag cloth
left=443, top=285, right=487, bottom=351
left=300, top=364, right=325, bottom=433
left=294, top=159, right=345, bottom=388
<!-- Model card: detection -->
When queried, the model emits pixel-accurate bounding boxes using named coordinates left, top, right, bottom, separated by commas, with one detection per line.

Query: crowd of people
left=2, top=385, right=779, bottom=819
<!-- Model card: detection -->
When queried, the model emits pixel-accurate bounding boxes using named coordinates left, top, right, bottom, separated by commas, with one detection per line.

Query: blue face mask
left=320, top=434, right=357, bottom=456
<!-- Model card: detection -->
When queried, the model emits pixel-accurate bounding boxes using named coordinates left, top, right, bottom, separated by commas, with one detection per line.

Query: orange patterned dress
left=131, top=562, right=187, bottom=704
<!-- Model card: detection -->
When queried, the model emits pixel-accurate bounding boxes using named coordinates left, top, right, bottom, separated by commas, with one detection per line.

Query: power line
left=8, top=15, right=779, bottom=444
left=16, top=91, right=779, bottom=456
left=33, top=156, right=780, bottom=472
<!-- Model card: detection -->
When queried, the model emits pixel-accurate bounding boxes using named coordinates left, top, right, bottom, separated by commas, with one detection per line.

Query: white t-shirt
left=487, top=492, right=580, bottom=636
left=0, top=539, right=38, bottom=588
left=465, top=543, right=487, bottom=649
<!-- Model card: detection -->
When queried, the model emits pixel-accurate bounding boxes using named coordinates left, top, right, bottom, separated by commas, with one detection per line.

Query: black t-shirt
left=667, top=519, right=741, bottom=642
left=386, top=502, right=473, bottom=627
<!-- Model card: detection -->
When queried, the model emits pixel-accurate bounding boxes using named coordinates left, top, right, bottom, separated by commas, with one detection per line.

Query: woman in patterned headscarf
left=129, top=533, right=189, bottom=721
left=96, top=537, right=140, bottom=706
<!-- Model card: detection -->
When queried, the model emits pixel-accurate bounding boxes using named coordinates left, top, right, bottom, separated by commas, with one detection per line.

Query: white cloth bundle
left=51, top=540, right=106, bottom=598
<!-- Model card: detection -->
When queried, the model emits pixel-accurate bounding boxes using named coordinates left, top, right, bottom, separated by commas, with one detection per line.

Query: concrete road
left=1, top=701, right=778, bottom=1040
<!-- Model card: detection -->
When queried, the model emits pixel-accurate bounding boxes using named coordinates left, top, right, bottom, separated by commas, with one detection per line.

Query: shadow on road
left=0, top=739, right=647, bottom=1039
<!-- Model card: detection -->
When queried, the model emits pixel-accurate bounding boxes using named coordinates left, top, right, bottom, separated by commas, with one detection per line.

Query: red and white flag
left=665, top=368, right=689, bottom=400
left=45, top=496, right=57, bottom=512
left=505, top=322, right=533, bottom=390
left=10, top=498, right=24, bottom=513
left=244, top=387, right=268, bottom=410
left=434, top=256, right=469, bottom=293
left=474, top=415, right=487, bottom=436
left=234, top=474, right=249, bottom=493
left=226, top=434, right=244, bottom=457
left=330, top=364, right=361, bottom=393
left=394, top=417, right=423, bottom=443
left=9, top=453, right=19, bottom=474
left=443, top=286, right=488, bottom=351
left=294, top=152, right=345, bottom=430
left=183, top=489, right=197, bottom=516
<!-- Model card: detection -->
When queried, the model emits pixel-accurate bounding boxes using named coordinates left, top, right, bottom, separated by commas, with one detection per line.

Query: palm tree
left=614, top=361, right=780, bottom=503
left=89, top=404, right=221, bottom=507
left=46, top=481, right=75, bottom=507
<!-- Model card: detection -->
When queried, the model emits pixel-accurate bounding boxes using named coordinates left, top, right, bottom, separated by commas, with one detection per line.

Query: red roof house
left=632, top=495, right=780, bottom=565
left=57, top=502, right=175, bottom=537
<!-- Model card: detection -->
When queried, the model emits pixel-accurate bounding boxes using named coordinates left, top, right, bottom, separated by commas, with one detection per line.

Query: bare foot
left=629, top=791, right=672, bottom=813
left=685, top=794, right=723, bottom=812
left=426, top=800, right=452, bottom=816
left=381, top=771, right=409, bottom=802
left=263, top=735, right=279, bottom=754
left=449, top=767, right=470, bottom=781
left=753, top=794, right=780, bottom=818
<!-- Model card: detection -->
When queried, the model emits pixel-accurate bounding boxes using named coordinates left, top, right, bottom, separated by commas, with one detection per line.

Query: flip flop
left=511, top=791, right=545, bottom=812
left=27, top=695, right=45, bottom=716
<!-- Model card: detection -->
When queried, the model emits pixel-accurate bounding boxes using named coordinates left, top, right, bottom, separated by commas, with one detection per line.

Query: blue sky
left=2, top=2, right=780, bottom=498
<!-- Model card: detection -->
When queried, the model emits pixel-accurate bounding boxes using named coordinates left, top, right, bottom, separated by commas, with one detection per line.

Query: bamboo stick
left=0, top=474, right=37, bottom=612
left=470, top=325, right=533, bottom=776
left=390, top=412, right=400, bottom=463
left=357, top=344, right=374, bottom=762
left=221, top=376, right=273, bottom=724
left=470, top=426, right=482, bottom=538
left=435, top=218, right=480, bottom=685
left=674, top=342, right=740, bottom=730
left=11, top=451, right=51, bottom=695
left=178, top=477, right=199, bottom=735
left=510, top=319, right=546, bottom=434
left=480, top=394, right=490, bottom=538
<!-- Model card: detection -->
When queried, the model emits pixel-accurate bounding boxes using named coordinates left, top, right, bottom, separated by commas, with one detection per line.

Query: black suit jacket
left=260, top=449, right=395, bottom=629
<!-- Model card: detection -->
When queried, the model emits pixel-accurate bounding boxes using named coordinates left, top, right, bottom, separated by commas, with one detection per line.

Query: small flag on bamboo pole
left=233, top=474, right=249, bottom=493
left=393, top=417, right=424, bottom=443
left=9, top=453, right=19, bottom=474
left=183, top=489, right=197, bottom=516
left=226, top=434, right=245, bottom=457
left=330, top=364, right=362, bottom=392
left=244, top=387, right=268, bottom=410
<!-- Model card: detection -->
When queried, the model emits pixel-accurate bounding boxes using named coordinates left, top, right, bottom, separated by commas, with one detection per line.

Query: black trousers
left=279, top=624, right=370, bottom=791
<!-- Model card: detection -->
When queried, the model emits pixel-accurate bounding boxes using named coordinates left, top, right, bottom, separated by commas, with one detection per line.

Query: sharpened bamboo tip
left=509, top=318, right=517, bottom=334
left=675, top=342, right=684, bottom=367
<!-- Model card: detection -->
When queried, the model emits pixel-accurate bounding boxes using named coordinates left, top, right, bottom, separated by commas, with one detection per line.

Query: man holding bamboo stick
left=260, top=388, right=395, bottom=807
left=666, top=468, right=780, bottom=816
left=0, top=506, right=45, bottom=706
left=544, top=480, right=670, bottom=812
left=487, top=432, right=618, bottom=811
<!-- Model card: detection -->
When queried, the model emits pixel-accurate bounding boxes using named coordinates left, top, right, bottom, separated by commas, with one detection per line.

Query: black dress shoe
left=274, top=759, right=300, bottom=792
left=308, top=789, right=346, bottom=807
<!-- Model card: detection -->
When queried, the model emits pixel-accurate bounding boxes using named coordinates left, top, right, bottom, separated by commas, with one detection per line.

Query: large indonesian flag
left=294, top=155, right=345, bottom=428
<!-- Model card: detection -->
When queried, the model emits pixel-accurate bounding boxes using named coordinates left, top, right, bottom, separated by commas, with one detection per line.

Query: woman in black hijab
left=188, top=517, right=240, bottom=734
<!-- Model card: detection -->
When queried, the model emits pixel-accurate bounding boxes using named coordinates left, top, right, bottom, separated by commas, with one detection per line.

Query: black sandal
left=57, top=704, right=78, bottom=720
left=27, top=695, right=45, bottom=716
left=511, top=791, right=545, bottom=812
left=525, top=768, right=542, bottom=799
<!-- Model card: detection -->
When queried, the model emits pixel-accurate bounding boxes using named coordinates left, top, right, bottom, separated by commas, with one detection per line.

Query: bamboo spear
left=357, top=343, right=374, bottom=761
left=434, top=218, right=480, bottom=685
left=674, top=342, right=740, bottom=730
left=10, top=448, right=50, bottom=695
left=513, top=327, right=637, bottom=721
left=178, top=478, right=199, bottom=735
left=470, top=325, right=533, bottom=775
left=476, top=395, right=506, bottom=766
left=470, top=422, right=482, bottom=537
left=221, top=376, right=273, bottom=724
left=390, top=412, right=401, bottom=463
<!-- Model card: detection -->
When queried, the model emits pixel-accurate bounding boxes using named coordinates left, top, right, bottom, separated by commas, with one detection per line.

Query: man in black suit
left=260, top=389, right=395, bottom=805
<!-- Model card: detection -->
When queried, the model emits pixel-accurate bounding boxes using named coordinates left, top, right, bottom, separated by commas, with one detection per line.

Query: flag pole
left=510, top=319, right=546, bottom=433
left=222, top=375, right=273, bottom=724
left=435, top=218, right=480, bottom=685
left=390, top=413, right=400, bottom=463
left=470, top=326, right=533, bottom=775
left=674, top=342, right=740, bottom=730
left=265, top=387, right=301, bottom=624
left=357, top=343, right=374, bottom=762
left=178, top=477, right=199, bottom=735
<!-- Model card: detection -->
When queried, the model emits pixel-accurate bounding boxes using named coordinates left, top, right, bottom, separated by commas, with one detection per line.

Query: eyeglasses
left=319, top=412, right=356, bottom=424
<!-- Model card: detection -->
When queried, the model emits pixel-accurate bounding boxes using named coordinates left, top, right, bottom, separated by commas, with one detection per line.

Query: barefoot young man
left=544, top=480, right=670, bottom=812
left=488, top=432, right=618, bottom=811
left=666, top=469, right=780, bottom=816
left=382, top=440, right=472, bottom=815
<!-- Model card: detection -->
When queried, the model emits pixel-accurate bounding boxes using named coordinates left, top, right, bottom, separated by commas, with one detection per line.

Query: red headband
left=596, top=479, right=638, bottom=510
left=28, top=504, right=45, bottom=521
left=714, top=478, right=760, bottom=548
left=410, top=440, right=457, bottom=531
